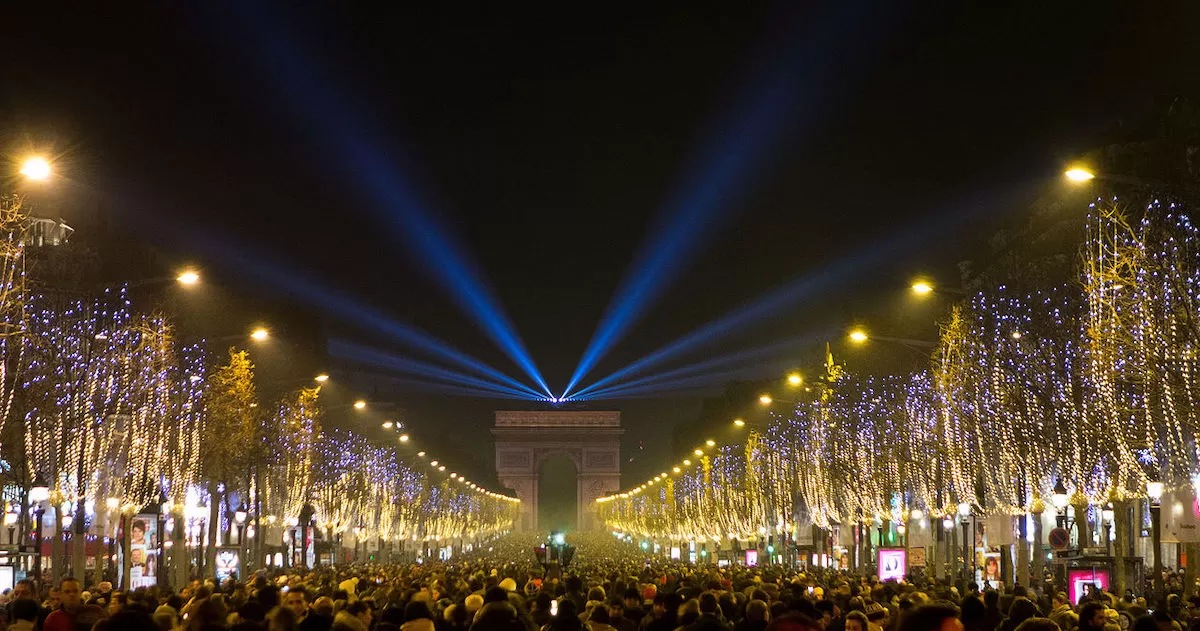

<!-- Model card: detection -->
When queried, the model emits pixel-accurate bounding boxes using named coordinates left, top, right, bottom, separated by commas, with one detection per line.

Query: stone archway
left=492, top=410, right=623, bottom=531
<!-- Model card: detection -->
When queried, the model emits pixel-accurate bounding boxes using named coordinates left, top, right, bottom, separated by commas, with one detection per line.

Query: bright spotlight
left=911, top=281, right=933, bottom=295
left=758, top=394, right=772, bottom=405
left=250, top=328, right=269, bottom=342
left=787, top=373, right=802, bottom=386
left=693, top=448, right=704, bottom=456
left=19, top=157, right=51, bottom=181
left=848, top=329, right=868, bottom=343
left=353, top=400, right=367, bottom=410
left=315, top=374, right=330, bottom=383
left=382, top=421, right=394, bottom=429
left=1064, top=168, right=1096, bottom=182
left=705, top=439, right=716, bottom=447
left=733, top=418, right=745, bottom=427
left=177, top=270, right=201, bottom=285
left=399, top=434, right=410, bottom=442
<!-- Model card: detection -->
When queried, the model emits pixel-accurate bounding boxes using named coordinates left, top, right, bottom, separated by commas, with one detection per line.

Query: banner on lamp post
left=1162, top=492, right=1200, bottom=543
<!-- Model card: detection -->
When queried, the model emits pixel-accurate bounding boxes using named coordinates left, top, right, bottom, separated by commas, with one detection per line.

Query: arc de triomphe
left=492, top=410, right=622, bottom=532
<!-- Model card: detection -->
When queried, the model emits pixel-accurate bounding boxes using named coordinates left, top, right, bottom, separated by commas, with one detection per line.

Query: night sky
left=1, top=1, right=1195, bottom=488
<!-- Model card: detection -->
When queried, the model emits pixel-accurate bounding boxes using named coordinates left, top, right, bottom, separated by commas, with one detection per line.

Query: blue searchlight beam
left=218, top=3, right=552, bottom=397
left=562, top=0, right=895, bottom=398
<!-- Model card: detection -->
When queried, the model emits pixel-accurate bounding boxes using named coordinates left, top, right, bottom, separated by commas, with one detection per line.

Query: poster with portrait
left=215, top=549, right=240, bottom=581
left=877, top=548, right=906, bottom=581
left=129, top=514, right=158, bottom=588
left=982, top=552, right=1002, bottom=588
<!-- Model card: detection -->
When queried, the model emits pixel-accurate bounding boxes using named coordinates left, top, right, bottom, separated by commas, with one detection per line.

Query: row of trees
left=598, top=195, right=1200, bottom=561
left=0, top=194, right=517, bottom=583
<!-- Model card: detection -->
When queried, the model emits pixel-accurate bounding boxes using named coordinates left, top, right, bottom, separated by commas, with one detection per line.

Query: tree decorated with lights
left=263, top=386, right=321, bottom=528
left=598, top=194, right=1200, bottom=565
left=0, top=194, right=29, bottom=442
left=198, top=348, right=258, bottom=574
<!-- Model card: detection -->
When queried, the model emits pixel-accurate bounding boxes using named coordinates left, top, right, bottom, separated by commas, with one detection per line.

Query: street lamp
left=942, top=515, right=956, bottom=580
left=958, top=502, right=973, bottom=584
left=733, top=418, right=745, bottom=428
left=354, top=522, right=367, bottom=562
left=19, top=157, right=51, bottom=181
left=787, top=373, right=803, bottom=386
left=354, top=400, right=366, bottom=410
left=315, top=374, right=329, bottom=383
left=849, top=329, right=869, bottom=343
left=1148, top=478, right=1165, bottom=605
left=234, top=502, right=249, bottom=574
left=1064, top=168, right=1097, bottom=182
left=1101, top=505, right=1115, bottom=556
left=4, top=504, right=17, bottom=544
left=1052, top=479, right=1070, bottom=515
left=29, top=478, right=50, bottom=503
left=29, top=475, right=49, bottom=582
left=176, top=270, right=200, bottom=285
left=758, top=394, right=772, bottom=405
left=250, top=327, right=270, bottom=342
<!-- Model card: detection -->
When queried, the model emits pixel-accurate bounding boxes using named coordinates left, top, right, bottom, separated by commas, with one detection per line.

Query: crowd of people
left=0, top=533, right=1191, bottom=631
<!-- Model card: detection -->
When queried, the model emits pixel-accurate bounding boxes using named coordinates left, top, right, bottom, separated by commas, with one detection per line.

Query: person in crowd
left=301, top=597, right=336, bottom=631
left=998, top=600, right=1042, bottom=631
left=1079, top=603, right=1110, bottom=631
left=401, top=600, right=436, bottom=631
left=736, top=600, right=770, bottom=631
left=611, top=599, right=639, bottom=631
left=846, top=611, right=871, bottom=631
left=7, top=598, right=39, bottom=631
left=42, top=577, right=106, bottom=631
left=546, top=600, right=586, bottom=631
left=898, top=604, right=962, bottom=631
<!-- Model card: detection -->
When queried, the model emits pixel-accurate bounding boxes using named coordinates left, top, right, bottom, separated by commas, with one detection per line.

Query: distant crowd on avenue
left=0, top=533, right=1190, bottom=631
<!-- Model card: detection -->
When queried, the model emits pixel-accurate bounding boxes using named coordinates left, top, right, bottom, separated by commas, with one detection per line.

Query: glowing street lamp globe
left=1052, top=479, right=1071, bottom=510
left=19, top=157, right=51, bottom=181
left=1147, top=480, right=1165, bottom=503
left=1064, top=168, right=1096, bottom=182
left=849, top=330, right=869, bottom=343
left=29, top=477, right=50, bottom=503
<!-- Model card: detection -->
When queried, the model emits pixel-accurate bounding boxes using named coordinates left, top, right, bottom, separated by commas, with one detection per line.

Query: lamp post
left=1102, top=505, right=1115, bottom=557
left=354, top=522, right=366, bottom=562
left=1148, top=479, right=1165, bottom=606
left=943, top=515, right=955, bottom=579
left=234, top=503, right=248, bottom=578
left=959, top=502, right=973, bottom=586
left=29, top=476, right=50, bottom=582
left=4, top=503, right=18, bottom=545
left=1052, top=479, right=1071, bottom=528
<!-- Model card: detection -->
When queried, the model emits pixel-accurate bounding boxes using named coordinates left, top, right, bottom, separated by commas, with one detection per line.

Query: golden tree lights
left=598, top=195, right=1200, bottom=540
